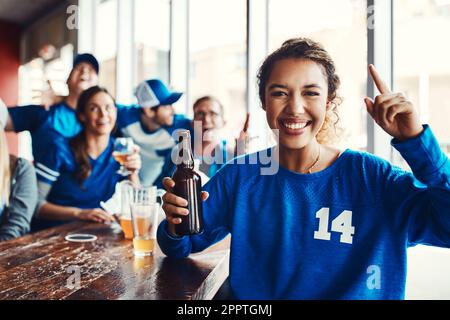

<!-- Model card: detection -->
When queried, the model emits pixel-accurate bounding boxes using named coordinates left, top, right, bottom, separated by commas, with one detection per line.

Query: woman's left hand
left=123, top=144, right=141, bottom=174
left=364, top=64, right=423, bottom=141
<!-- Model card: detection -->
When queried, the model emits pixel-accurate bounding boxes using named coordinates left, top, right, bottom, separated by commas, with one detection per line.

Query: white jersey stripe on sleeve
left=36, top=162, right=60, bottom=177
left=35, top=167, right=58, bottom=182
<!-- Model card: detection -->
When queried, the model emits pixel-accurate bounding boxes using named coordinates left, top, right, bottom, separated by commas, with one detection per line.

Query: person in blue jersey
left=191, top=96, right=232, bottom=178
left=1, top=53, right=100, bottom=163
left=157, top=38, right=450, bottom=300
left=33, top=86, right=141, bottom=230
left=192, top=96, right=253, bottom=178
left=117, top=79, right=191, bottom=187
left=159, top=95, right=249, bottom=180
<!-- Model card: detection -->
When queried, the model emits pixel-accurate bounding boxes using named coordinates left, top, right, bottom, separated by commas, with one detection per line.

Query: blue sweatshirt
left=157, top=125, right=450, bottom=299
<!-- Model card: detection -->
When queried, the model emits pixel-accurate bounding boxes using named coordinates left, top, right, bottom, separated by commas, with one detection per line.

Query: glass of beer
left=120, top=218, right=133, bottom=239
left=119, top=181, right=134, bottom=239
left=113, top=137, right=134, bottom=176
left=130, top=186, right=159, bottom=257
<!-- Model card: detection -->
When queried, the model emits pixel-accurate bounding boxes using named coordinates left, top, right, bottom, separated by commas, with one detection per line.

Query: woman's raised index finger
left=369, top=64, right=391, bottom=94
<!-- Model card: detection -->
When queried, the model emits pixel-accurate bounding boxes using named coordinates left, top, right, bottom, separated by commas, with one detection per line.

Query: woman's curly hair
left=257, top=37, right=343, bottom=145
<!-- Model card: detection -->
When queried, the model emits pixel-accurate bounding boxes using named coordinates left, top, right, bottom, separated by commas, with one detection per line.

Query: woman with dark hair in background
left=33, top=86, right=141, bottom=230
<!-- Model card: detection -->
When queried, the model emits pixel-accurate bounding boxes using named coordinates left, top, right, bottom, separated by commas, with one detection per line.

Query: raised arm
left=364, top=64, right=423, bottom=141
left=365, top=65, right=450, bottom=246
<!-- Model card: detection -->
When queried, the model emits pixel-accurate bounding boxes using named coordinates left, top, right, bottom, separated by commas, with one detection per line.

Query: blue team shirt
left=8, top=102, right=82, bottom=162
left=8, top=102, right=129, bottom=163
left=117, top=106, right=192, bottom=186
left=9, top=103, right=191, bottom=186
left=157, top=125, right=450, bottom=299
left=35, top=136, right=123, bottom=210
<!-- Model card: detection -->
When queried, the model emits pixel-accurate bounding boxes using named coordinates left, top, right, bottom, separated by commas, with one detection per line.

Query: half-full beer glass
left=120, top=181, right=134, bottom=239
left=130, top=186, right=159, bottom=257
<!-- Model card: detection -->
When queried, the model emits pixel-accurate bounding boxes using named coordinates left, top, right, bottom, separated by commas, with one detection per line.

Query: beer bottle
left=172, top=130, right=204, bottom=236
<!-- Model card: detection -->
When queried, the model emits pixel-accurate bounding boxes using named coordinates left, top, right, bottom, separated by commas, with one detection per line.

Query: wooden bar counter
left=0, top=221, right=229, bottom=300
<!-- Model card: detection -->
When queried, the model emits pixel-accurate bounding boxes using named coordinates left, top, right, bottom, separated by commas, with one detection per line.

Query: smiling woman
left=32, top=86, right=142, bottom=231
left=71, top=86, right=118, bottom=181
left=258, top=38, right=343, bottom=173
left=268, top=0, right=367, bottom=151
left=259, top=39, right=342, bottom=147
left=158, top=37, right=450, bottom=300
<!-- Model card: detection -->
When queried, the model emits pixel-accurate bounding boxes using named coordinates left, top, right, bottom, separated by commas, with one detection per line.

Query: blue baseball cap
left=73, top=53, right=99, bottom=74
left=135, top=79, right=183, bottom=108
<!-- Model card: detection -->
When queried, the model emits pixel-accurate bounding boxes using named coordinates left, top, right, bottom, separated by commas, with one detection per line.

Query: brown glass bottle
left=172, top=130, right=204, bottom=236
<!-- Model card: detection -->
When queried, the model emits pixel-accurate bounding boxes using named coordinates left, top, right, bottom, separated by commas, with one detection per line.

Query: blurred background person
left=191, top=96, right=253, bottom=177
left=157, top=96, right=252, bottom=184
left=1, top=53, right=100, bottom=163
left=191, top=96, right=229, bottom=177
left=32, top=86, right=141, bottom=231
left=117, top=79, right=191, bottom=187
left=0, top=123, right=37, bottom=241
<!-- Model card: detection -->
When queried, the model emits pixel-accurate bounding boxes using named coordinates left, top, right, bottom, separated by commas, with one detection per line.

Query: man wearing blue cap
left=117, top=79, right=191, bottom=186
left=1, top=53, right=100, bottom=163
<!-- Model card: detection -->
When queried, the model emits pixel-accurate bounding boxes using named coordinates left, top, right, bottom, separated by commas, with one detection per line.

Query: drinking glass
left=130, top=186, right=159, bottom=257
left=119, top=181, right=134, bottom=239
left=113, top=138, right=134, bottom=176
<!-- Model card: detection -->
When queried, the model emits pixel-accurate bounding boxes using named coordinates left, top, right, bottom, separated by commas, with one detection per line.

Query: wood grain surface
left=0, top=222, right=229, bottom=300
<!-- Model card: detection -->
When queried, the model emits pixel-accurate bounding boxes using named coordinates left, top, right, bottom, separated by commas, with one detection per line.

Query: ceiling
left=0, top=0, right=66, bottom=26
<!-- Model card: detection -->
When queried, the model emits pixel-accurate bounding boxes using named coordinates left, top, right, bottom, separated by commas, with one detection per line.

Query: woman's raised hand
left=364, top=64, right=423, bottom=141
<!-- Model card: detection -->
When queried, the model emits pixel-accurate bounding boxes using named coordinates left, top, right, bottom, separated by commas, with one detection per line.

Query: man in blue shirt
left=158, top=96, right=252, bottom=184
left=117, top=79, right=192, bottom=187
left=1, top=53, right=99, bottom=163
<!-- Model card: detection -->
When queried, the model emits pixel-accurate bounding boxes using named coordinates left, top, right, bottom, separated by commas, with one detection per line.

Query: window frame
left=78, top=0, right=396, bottom=159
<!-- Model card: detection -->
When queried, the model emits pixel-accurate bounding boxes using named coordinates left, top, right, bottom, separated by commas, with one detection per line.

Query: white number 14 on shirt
left=314, top=208, right=355, bottom=244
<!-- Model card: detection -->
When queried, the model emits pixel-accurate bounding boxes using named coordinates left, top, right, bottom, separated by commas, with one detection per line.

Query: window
left=394, top=0, right=450, bottom=157
left=19, top=0, right=450, bottom=299
left=268, top=0, right=368, bottom=150
left=134, top=0, right=170, bottom=86
left=394, top=0, right=450, bottom=299
left=189, top=0, right=247, bottom=139
left=96, top=0, right=118, bottom=96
